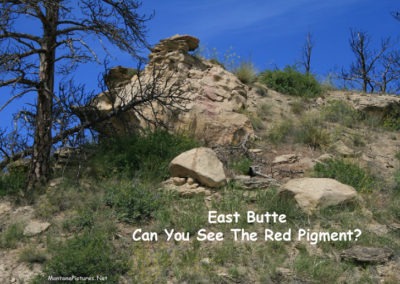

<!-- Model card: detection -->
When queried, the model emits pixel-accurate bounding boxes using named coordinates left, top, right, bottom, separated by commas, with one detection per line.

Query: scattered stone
left=172, top=177, right=186, bottom=186
left=389, top=222, right=400, bottom=231
left=189, top=183, right=199, bottom=189
left=200, top=258, right=211, bottom=265
left=273, top=154, right=299, bottom=165
left=367, top=223, right=389, bottom=236
left=0, top=201, right=12, bottom=216
left=341, top=246, right=393, bottom=264
left=315, top=153, right=334, bottom=163
left=234, top=175, right=280, bottom=189
left=23, top=220, right=51, bottom=237
left=376, top=260, right=400, bottom=282
left=174, top=185, right=211, bottom=197
left=276, top=267, right=293, bottom=277
left=162, top=178, right=212, bottom=197
left=187, top=177, right=195, bottom=185
left=48, top=177, right=64, bottom=188
left=279, top=178, right=358, bottom=213
left=334, top=140, right=356, bottom=157
left=249, top=148, right=263, bottom=153
left=169, top=147, right=227, bottom=188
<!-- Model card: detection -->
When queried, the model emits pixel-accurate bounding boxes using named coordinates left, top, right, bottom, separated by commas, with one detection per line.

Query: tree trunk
left=27, top=4, right=59, bottom=192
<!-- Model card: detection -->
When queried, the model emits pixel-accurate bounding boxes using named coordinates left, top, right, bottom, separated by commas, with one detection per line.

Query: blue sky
left=0, top=0, right=399, bottom=130
left=139, top=0, right=398, bottom=77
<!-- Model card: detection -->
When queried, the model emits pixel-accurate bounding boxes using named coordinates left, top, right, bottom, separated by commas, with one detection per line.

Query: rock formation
left=79, top=34, right=254, bottom=146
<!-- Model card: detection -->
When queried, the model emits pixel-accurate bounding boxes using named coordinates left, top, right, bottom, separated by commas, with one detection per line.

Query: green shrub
left=89, top=130, right=199, bottom=181
left=154, top=194, right=207, bottom=234
left=0, top=168, right=27, bottom=197
left=19, top=247, right=47, bottom=264
left=36, top=230, right=129, bottom=283
left=290, top=98, right=309, bottom=115
left=258, top=66, right=322, bottom=98
left=313, top=159, right=376, bottom=192
left=0, top=223, right=25, bottom=248
left=321, top=100, right=363, bottom=128
left=295, top=112, right=330, bottom=149
left=382, top=105, right=400, bottom=131
left=104, top=181, right=165, bottom=224
left=268, top=120, right=294, bottom=144
left=230, top=157, right=252, bottom=175
left=294, top=249, right=346, bottom=282
left=234, top=61, right=257, bottom=85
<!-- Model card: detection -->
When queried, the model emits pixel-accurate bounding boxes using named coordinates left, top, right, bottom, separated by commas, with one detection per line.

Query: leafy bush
left=104, top=181, right=165, bottom=224
left=230, top=157, right=252, bottom=175
left=0, top=223, right=25, bottom=248
left=0, top=168, right=27, bottom=197
left=314, top=158, right=376, bottom=192
left=36, top=230, right=129, bottom=283
left=268, top=120, right=294, bottom=144
left=89, top=130, right=199, bottom=181
left=295, top=112, right=330, bottom=149
left=321, top=100, right=363, bottom=128
left=258, top=66, right=322, bottom=98
left=234, top=61, right=257, bottom=85
left=19, top=247, right=47, bottom=264
left=382, top=104, right=400, bottom=131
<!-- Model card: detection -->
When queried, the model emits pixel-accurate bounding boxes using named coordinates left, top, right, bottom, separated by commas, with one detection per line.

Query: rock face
left=279, top=178, right=358, bottom=213
left=79, top=34, right=254, bottom=146
left=169, top=147, right=227, bottom=188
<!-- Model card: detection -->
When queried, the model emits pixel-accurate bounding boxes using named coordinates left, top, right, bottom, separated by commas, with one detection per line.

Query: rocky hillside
left=1, top=35, right=400, bottom=283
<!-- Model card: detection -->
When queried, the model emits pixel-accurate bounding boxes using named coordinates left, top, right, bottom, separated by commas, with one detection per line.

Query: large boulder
left=76, top=34, right=254, bottom=146
left=279, top=178, right=358, bottom=213
left=169, top=147, right=227, bottom=188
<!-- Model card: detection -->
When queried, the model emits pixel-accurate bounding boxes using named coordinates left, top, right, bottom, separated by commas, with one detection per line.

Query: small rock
left=334, top=140, right=358, bottom=157
left=341, top=246, right=393, bottom=263
left=48, top=177, right=64, bottom=188
left=249, top=148, right=263, bottom=154
left=272, top=154, right=298, bottom=165
left=200, top=258, right=211, bottom=265
left=276, top=267, right=292, bottom=277
left=367, top=223, right=389, bottom=236
left=187, top=177, right=195, bottom=185
left=189, top=183, right=199, bottom=189
left=316, top=153, right=334, bottom=162
left=389, top=222, right=400, bottom=231
left=0, top=202, right=12, bottom=216
left=172, top=177, right=186, bottom=186
left=234, top=176, right=280, bottom=189
left=23, top=220, right=51, bottom=237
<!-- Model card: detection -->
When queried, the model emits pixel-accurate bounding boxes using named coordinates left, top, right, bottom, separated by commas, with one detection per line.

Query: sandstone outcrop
left=327, top=91, right=400, bottom=119
left=78, top=35, right=254, bottom=146
left=279, top=178, right=358, bottom=213
left=169, top=147, right=227, bottom=188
